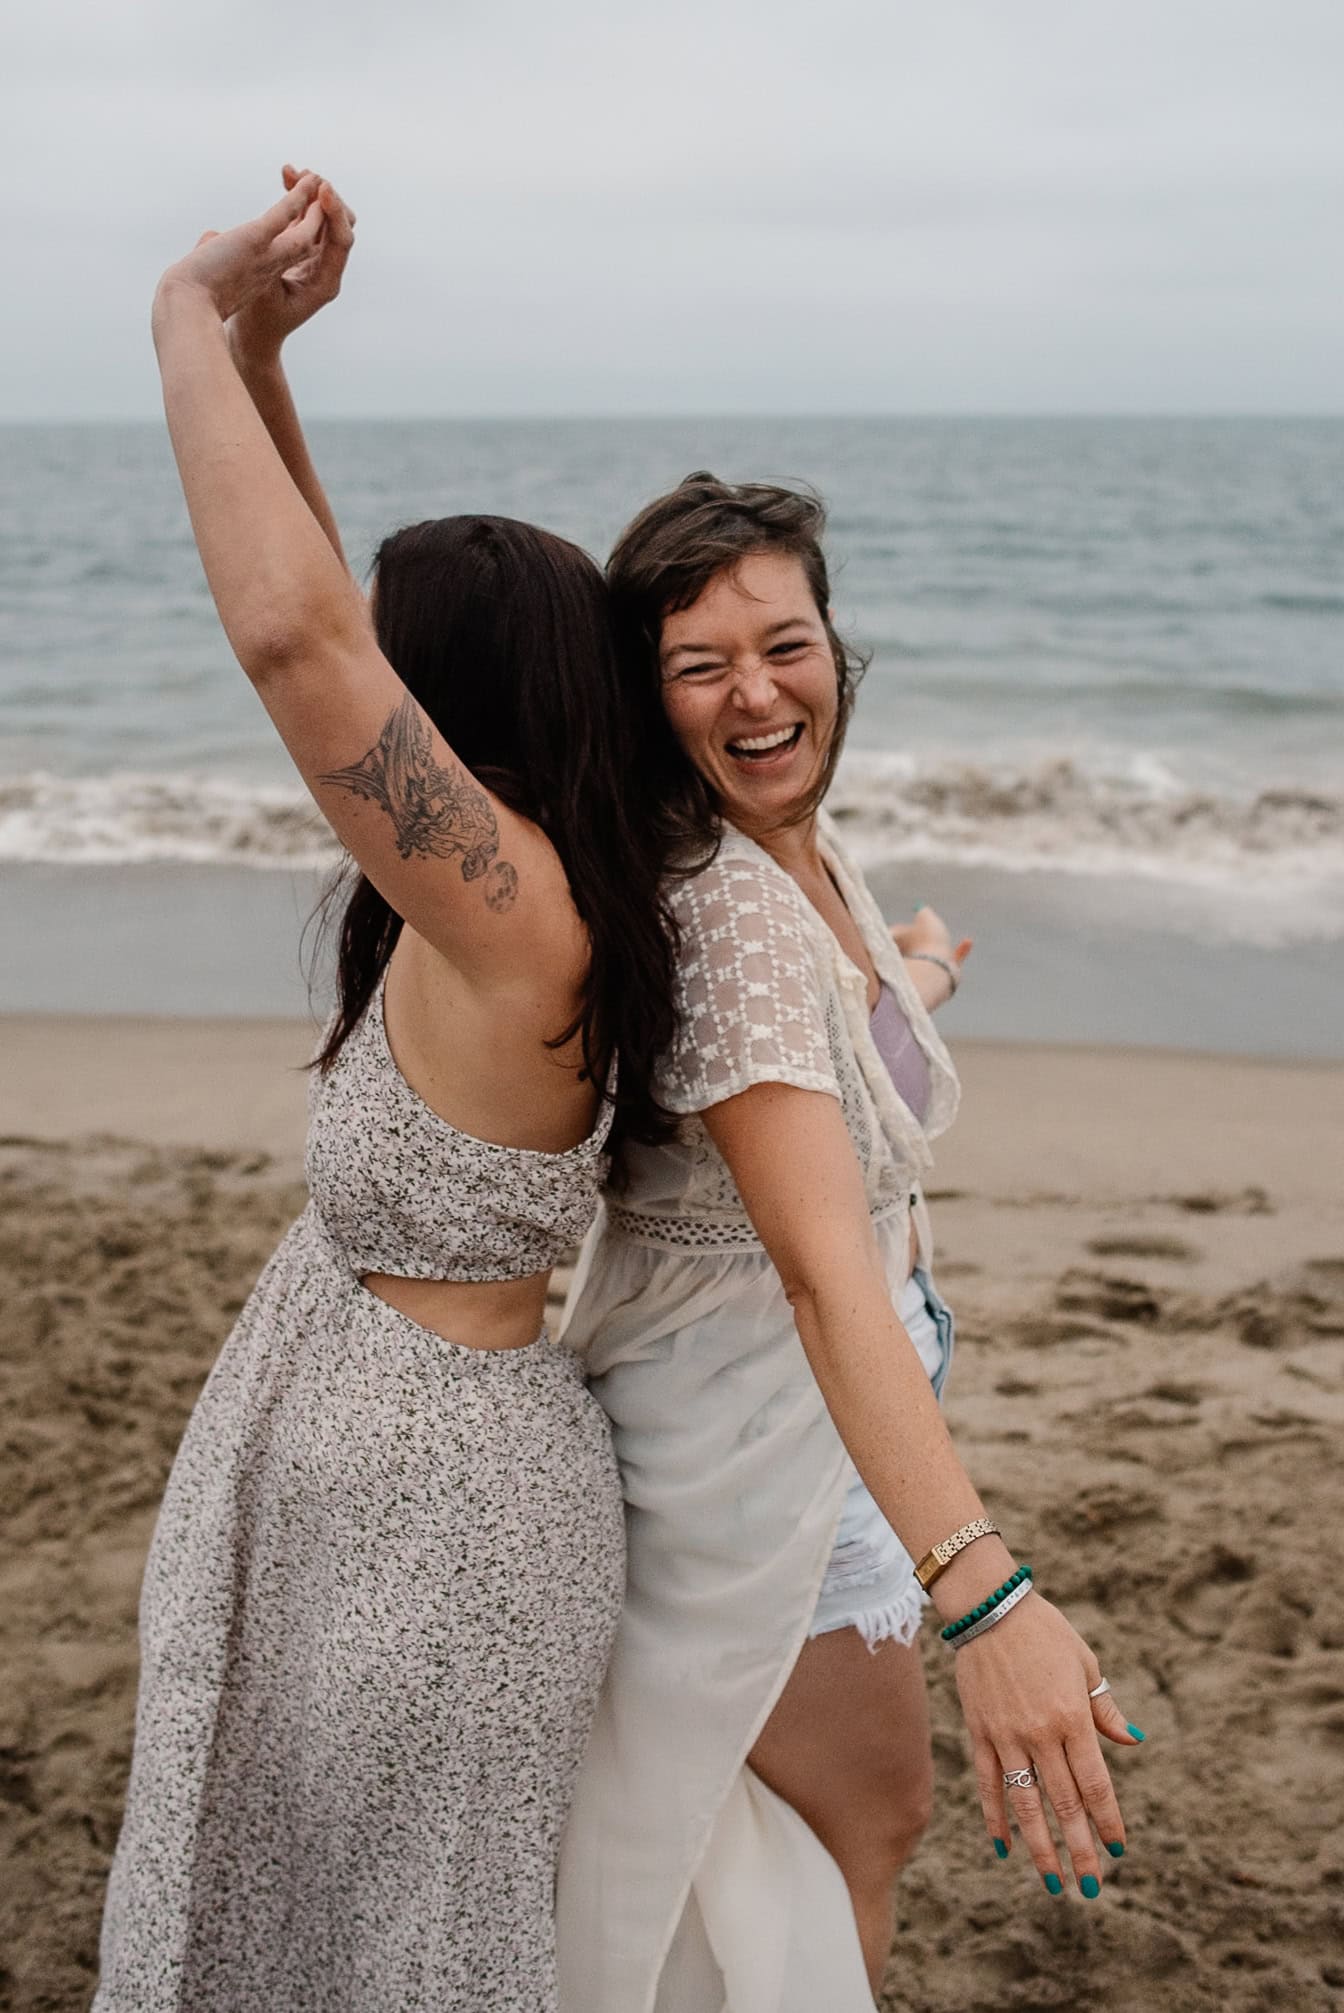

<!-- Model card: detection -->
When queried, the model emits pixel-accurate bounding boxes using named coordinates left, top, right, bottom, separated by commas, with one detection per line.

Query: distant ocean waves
left=829, top=751, right=1343, bottom=891
left=0, top=772, right=339, bottom=873
left=6, top=756, right=1342, bottom=944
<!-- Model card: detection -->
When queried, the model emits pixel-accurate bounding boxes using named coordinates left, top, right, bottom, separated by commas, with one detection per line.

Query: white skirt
left=558, top=1206, right=924, bottom=2013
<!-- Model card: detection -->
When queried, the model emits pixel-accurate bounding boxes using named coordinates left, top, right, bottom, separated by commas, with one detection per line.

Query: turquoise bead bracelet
left=939, top=1564, right=1034, bottom=1643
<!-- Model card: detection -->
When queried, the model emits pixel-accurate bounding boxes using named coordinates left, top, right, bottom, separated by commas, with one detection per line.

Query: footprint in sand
left=1169, top=1544, right=1267, bottom=1642
left=1303, top=1256, right=1344, bottom=1299
left=0, top=1752, right=38, bottom=1816
left=1053, top=1481, right=1163, bottom=1538
left=1282, top=1676, right=1344, bottom=1712
left=1222, top=1290, right=1340, bottom=1349
left=1223, top=1582, right=1316, bottom=1660
left=1143, top=1380, right=1206, bottom=1406
left=1167, top=1186, right=1273, bottom=1215
left=1308, top=1704, right=1344, bottom=1747
left=1007, top=1311, right=1118, bottom=1349
left=1086, top=1233, right=1199, bottom=1262
left=1235, top=1305, right=1289, bottom=1348
left=1054, top=1269, right=1165, bottom=1325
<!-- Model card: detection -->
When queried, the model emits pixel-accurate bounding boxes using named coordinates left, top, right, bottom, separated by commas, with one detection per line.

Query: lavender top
left=868, top=980, right=932, bottom=1124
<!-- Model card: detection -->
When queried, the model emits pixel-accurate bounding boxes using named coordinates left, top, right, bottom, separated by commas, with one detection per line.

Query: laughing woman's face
left=657, top=551, right=839, bottom=836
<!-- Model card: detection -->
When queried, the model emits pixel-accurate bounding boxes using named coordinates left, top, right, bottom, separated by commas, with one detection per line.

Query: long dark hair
left=606, top=472, right=868, bottom=858
left=311, top=514, right=678, bottom=1149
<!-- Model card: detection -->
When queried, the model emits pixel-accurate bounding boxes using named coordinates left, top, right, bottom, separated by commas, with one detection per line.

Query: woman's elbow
left=231, top=605, right=350, bottom=694
left=778, top=1251, right=882, bottom=1334
left=233, top=623, right=306, bottom=689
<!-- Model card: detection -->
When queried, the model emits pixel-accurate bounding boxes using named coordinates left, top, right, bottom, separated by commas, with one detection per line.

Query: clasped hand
left=154, top=168, right=355, bottom=345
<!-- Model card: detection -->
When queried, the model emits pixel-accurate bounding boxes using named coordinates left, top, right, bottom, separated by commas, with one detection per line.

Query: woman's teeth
left=727, top=724, right=802, bottom=760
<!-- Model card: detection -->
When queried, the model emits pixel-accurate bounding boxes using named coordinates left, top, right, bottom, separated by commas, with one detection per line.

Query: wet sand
left=1, top=1020, right=1341, bottom=2011
left=7, top=859, right=1344, bottom=1059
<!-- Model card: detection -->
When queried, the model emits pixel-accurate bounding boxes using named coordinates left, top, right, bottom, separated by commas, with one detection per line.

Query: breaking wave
left=828, top=750, right=1344, bottom=892
left=0, top=772, right=338, bottom=870
left=3, top=758, right=1342, bottom=913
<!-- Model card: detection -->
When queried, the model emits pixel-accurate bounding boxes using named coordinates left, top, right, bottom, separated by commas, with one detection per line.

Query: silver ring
left=1088, top=1677, right=1112, bottom=1699
left=1003, top=1767, right=1038, bottom=1790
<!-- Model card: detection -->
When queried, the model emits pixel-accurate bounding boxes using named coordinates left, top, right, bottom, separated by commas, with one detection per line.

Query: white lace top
left=607, top=813, right=960, bottom=1251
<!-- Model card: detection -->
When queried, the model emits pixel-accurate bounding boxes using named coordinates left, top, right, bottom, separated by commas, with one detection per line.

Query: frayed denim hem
left=808, top=1577, right=929, bottom=1653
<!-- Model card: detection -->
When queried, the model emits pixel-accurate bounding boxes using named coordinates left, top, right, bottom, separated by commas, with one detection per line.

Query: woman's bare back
left=363, top=912, right=602, bottom=1349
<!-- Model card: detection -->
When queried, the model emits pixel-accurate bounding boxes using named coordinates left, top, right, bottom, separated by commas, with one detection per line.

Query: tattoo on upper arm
left=319, top=695, right=518, bottom=910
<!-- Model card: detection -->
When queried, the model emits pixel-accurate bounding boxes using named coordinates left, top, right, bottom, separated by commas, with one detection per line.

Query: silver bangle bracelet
left=948, top=1577, right=1035, bottom=1650
left=906, top=951, right=959, bottom=995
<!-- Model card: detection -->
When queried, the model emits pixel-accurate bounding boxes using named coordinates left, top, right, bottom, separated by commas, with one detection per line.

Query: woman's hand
left=229, top=166, right=357, bottom=372
left=890, top=902, right=972, bottom=1008
left=953, top=1591, right=1142, bottom=1895
left=153, top=174, right=326, bottom=332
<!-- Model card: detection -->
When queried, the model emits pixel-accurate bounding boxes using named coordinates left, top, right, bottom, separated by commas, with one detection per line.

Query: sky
left=3, top=0, right=1342, bottom=418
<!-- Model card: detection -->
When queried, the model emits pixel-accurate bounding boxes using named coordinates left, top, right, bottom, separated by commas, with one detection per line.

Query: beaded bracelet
left=939, top=1564, right=1034, bottom=1644
left=948, top=1575, right=1035, bottom=1649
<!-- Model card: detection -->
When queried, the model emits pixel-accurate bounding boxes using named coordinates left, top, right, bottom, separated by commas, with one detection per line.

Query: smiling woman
left=660, top=550, right=839, bottom=815
left=555, top=472, right=1137, bottom=2013
left=608, top=473, right=868, bottom=849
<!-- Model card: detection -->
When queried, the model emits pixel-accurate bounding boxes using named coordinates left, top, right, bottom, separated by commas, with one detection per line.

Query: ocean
left=3, top=416, right=1342, bottom=1054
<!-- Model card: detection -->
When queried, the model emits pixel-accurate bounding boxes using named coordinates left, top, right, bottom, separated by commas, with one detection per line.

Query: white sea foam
left=3, top=760, right=1343, bottom=931
left=0, top=772, right=338, bottom=870
left=831, top=750, right=1344, bottom=892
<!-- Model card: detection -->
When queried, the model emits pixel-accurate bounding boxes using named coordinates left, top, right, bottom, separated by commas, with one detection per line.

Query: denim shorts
left=807, top=1267, right=956, bottom=1650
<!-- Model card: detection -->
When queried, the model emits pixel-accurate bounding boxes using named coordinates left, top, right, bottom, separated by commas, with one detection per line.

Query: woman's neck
left=731, top=810, right=822, bottom=882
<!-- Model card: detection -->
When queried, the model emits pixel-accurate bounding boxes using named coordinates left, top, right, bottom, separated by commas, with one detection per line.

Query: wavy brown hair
left=605, top=471, right=868, bottom=859
left=310, top=514, right=679, bottom=1150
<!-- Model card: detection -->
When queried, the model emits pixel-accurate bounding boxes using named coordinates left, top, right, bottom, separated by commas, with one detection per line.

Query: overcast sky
left=4, top=0, right=1341, bottom=418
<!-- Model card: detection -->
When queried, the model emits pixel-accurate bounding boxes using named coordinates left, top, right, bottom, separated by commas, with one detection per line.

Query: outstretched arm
left=226, top=167, right=355, bottom=566
left=890, top=901, right=972, bottom=1010
left=151, top=180, right=582, bottom=983
left=703, top=1080, right=1140, bottom=1897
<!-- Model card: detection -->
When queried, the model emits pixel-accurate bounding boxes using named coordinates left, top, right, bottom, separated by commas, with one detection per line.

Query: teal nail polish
left=913, top=901, right=927, bottom=911
left=1043, top=1872, right=1063, bottom=1895
left=1127, top=1724, right=1146, bottom=1741
left=993, top=1837, right=1009, bottom=1860
left=1081, top=1875, right=1101, bottom=1899
left=1106, top=1841, right=1125, bottom=1858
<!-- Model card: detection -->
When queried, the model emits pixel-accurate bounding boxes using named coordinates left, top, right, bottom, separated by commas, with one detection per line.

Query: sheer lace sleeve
left=660, top=850, right=841, bottom=1115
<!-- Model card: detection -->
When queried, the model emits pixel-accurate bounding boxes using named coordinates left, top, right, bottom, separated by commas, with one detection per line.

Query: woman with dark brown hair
left=95, top=178, right=678, bottom=2013
left=556, top=475, right=1141, bottom=2010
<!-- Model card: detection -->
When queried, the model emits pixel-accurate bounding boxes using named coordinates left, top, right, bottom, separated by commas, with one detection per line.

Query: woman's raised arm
left=702, top=1079, right=1141, bottom=1895
left=151, top=180, right=583, bottom=985
left=227, top=166, right=355, bottom=568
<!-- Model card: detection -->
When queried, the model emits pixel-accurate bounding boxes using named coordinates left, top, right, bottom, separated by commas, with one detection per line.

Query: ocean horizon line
left=4, top=409, right=1344, bottom=429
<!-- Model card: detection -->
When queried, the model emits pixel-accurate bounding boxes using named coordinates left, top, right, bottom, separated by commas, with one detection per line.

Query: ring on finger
left=1003, top=1766, right=1039, bottom=1790
left=1088, top=1677, right=1111, bottom=1699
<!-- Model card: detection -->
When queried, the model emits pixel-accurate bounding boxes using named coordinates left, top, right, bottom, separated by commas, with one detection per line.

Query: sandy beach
left=2, top=1018, right=1342, bottom=2012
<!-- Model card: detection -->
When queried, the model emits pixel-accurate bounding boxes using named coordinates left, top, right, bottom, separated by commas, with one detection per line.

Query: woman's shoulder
left=665, top=824, right=815, bottom=936
left=656, top=827, right=843, bottom=1113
